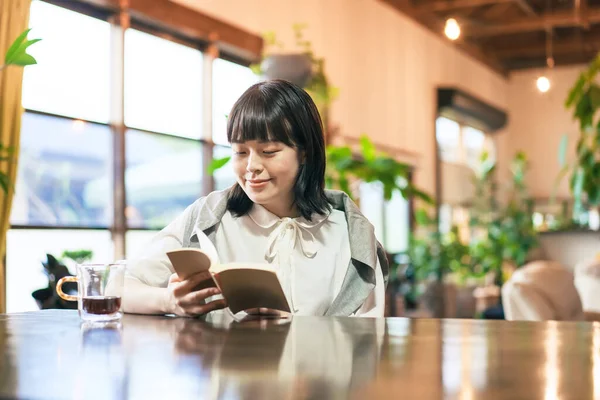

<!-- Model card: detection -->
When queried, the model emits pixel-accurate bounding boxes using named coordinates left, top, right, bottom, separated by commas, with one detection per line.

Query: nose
left=246, top=152, right=263, bottom=174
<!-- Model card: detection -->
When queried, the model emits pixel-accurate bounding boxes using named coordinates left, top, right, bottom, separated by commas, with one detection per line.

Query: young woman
left=124, top=79, right=388, bottom=318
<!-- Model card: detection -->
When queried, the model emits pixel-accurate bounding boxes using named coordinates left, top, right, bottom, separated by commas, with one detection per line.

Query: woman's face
left=231, top=140, right=302, bottom=217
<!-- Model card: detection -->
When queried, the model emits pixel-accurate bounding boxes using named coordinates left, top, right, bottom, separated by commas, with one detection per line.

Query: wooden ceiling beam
left=413, top=0, right=513, bottom=13
left=380, top=0, right=508, bottom=75
left=513, top=0, right=537, bottom=17
left=44, top=0, right=263, bottom=61
left=467, top=7, right=600, bottom=36
left=575, top=0, right=590, bottom=29
left=491, top=35, right=600, bottom=58
left=507, top=52, right=596, bottom=69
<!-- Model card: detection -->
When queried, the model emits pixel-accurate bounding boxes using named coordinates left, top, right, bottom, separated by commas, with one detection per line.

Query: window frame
left=10, top=0, right=258, bottom=260
left=435, top=115, right=495, bottom=236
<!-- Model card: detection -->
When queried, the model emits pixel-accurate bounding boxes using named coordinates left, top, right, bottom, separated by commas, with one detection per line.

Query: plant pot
left=261, top=54, right=313, bottom=87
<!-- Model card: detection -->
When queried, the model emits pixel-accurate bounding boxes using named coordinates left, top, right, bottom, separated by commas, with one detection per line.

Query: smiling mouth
left=247, top=179, right=270, bottom=183
left=246, top=179, right=271, bottom=187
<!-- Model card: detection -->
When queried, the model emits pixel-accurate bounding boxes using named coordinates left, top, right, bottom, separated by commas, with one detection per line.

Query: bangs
left=226, top=85, right=297, bottom=147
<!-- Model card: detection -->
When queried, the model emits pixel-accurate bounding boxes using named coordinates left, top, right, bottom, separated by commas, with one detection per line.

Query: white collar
left=248, top=204, right=330, bottom=260
left=247, top=204, right=330, bottom=230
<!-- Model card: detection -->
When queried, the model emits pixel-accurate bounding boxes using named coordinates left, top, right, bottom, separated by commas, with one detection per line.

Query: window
left=436, top=117, right=494, bottom=168
left=6, top=229, right=113, bottom=313
left=436, top=117, right=461, bottom=163
left=7, top=0, right=258, bottom=312
left=11, top=113, right=112, bottom=227
left=125, top=129, right=203, bottom=229
left=124, top=29, right=203, bottom=139
left=22, top=1, right=111, bottom=122
left=436, top=116, right=495, bottom=235
left=463, top=126, right=488, bottom=169
left=213, top=145, right=235, bottom=191
left=360, top=181, right=411, bottom=254
left=212, top=58, right=259, bottom=145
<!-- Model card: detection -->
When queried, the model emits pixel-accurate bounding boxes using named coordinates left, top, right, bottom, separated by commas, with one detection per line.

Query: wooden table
left=1, top=310, right=599, bottom=399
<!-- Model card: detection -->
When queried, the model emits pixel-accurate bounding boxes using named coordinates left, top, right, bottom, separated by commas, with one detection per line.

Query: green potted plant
left=467, top=151, right=537, bottom=287
left=324, top=135, right=432, bottom=203
left=251, top=24, right=339, bottom=131
left=208, top=24, right=339, bottom=175
left=61, top=249, right=94, bottom=266
left=409, top=151, right=537, bottom=318
left=558, top=53, right=600, bottom=222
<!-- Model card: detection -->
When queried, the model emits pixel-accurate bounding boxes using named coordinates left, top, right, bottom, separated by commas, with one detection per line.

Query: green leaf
left=0, top=173, right=10, bottom=194
left=414, top=209, right=431, bottom=226
left=263, top=31, right=278, bottom=47
left=558, top=134, right=568, bottom=167
left=412, top=188, right=434, bottom=204
left=382, top=183, right=393, bottom=201
left=579, top=147, right=594, bottom=167
left=4, top=28, right=31, bottom=64
left=566, top=75, right=586, bottom=108
left=7, top=53, right=37, bottom=66
left=587, top=174, right=600, bottom=204
left=572, top=167, right=585, bottom=202
left=590, top=84, right=600, bottom=110
left=575, top=91, right=594, bottom=130
left=5, top=38, right=41, bottom=65
left=249, top=63, right=262, bottom=76
left=359, top=135, right=376, bottom=162
left=577, top=137, right=586, bottom=156
left=207, top=156, right=230, bottom=174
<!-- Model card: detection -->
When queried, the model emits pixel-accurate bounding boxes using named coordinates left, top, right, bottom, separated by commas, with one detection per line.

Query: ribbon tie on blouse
left=265, top=217, right=318, bottom=260
left=264, top=217, right=319, bottom=314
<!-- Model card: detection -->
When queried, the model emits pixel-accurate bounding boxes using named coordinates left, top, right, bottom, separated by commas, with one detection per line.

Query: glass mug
left=56, top=262, right=126, bottom=322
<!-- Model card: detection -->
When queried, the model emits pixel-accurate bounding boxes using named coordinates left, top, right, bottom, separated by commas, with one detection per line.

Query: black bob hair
left=225, top=79, right=330, bottom=220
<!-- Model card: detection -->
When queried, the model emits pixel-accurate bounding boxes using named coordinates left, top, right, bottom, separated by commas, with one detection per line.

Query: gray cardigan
left=180, top=188, right=389, bottom=316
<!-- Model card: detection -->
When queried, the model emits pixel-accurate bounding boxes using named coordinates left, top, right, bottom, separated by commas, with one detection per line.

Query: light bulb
left=445, top=18, right=461, bottom=41
left=536, top=76, right=551, bottom=93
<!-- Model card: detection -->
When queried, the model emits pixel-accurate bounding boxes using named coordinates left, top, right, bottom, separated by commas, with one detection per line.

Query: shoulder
left=325, top=189, right=375, bottom=235
left=184, top=188, right=231, bottom=226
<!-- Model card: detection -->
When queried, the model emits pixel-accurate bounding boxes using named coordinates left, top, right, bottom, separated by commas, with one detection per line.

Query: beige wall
left=173, top=0, right=508, bottom=194
left=506, top=65, right=584, bottom=199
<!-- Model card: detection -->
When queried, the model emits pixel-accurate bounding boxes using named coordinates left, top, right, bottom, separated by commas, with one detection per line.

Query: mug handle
left=56, top=276, right=78, bottom=302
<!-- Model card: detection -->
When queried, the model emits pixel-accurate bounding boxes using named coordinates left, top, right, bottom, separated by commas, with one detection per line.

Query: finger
left=168, top=273, right=181, bottom=284
left=177, top=287, right=221, bottom=308
left=246, top=307, right=282, bottom=316
left=187, top=299, right=227, bottom=316
left=172, top=272, right=214, bottom=297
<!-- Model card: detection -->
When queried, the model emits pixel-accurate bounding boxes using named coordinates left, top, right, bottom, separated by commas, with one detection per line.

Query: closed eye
left=263, top=150, right=279, bottom=155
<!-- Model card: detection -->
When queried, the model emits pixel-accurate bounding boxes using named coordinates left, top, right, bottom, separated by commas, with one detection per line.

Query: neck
left=261, top=200, right=300, bottom=219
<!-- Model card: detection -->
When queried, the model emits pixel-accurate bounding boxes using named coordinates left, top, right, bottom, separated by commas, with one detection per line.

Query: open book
left=166, top=248, right=291, bottom=315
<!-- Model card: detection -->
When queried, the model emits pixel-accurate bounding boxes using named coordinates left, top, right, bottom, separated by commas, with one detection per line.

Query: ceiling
left=381, top=0, right=600, bottom=75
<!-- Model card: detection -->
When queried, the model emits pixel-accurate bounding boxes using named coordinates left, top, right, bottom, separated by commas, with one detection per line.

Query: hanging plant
left=251, top=23, right=339, bottom=123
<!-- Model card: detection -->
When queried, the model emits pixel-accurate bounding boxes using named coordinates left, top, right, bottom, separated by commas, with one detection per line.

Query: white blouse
left=128, top=204, right=385, bottom=317
left=214, top=204, right=351, bottom=315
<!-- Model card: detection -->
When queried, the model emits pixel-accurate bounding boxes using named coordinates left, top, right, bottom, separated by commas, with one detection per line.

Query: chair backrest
left=502, top=260, right=584, bottom=321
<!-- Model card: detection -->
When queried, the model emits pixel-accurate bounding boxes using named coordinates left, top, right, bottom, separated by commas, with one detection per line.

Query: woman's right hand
left=166, top=272, right=227, bottom=317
